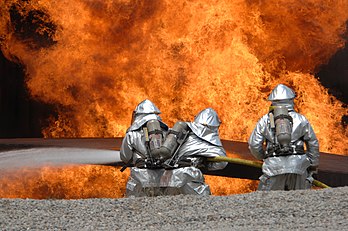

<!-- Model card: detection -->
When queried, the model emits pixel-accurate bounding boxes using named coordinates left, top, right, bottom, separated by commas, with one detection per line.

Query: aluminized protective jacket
left=123, top=126, right=209, bottom=197
left=248, top=110, right=319, bottom=176
left=180, top=107, right=227, bottom=170
left=177, top=126, right=227, bottom=171
left=121, top=126, right=212, bottom=196
left=120, top=99, right=167, bottom=164
left=248, top=85, right=319, bottom=178
left=121, top=125, right=154, bottom=164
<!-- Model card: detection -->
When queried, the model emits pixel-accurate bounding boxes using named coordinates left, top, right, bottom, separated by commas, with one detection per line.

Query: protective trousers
left=126, top=167, right=211, bottom=197
left=258, top=172, right=312, bottom=191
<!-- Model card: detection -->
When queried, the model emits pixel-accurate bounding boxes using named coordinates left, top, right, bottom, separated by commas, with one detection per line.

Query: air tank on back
left=273, top=106, right=292, bottom=148
left=159, top=121, right=189, bottom=161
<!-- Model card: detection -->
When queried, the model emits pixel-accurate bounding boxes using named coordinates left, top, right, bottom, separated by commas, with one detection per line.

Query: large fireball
left=0, top=0, right=347, bottom=198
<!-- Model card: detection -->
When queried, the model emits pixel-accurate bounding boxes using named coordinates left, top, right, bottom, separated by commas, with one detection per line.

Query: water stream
left=0, top=147, right=121, bottom=170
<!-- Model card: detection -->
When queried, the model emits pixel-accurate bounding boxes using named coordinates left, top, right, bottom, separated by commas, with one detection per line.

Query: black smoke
left=315, top=23, right=348, bottom=127
left=0, top=2, right=57, bottom=138
left=315, top=43, right=348, bottom=104
left=0, top=50, right=55, bottom=137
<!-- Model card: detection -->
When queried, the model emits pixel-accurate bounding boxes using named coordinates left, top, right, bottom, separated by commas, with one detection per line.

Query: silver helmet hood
left=187, top=108, right=222, bottom=146
left=268, top=84, right=296, bottom=101
left=134, top=99, right=161, bottom=115
left=193, top=108, right=221, bottom=127
left=129, top=99, right=167, bottom=131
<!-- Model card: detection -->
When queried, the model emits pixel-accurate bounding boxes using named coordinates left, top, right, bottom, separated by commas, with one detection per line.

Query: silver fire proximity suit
left=248, top=84, right=320, bottom=190
left=164, top=108, right=228, bottom=195
left=121, top=104, right=227, bottom=197
left=120, top=99, right=169, bottom=197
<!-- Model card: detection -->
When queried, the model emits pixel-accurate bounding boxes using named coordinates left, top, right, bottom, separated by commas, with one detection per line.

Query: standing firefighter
left=120, top=99, right=169, bottom=197
left=248, top=84, right=320, bottom=190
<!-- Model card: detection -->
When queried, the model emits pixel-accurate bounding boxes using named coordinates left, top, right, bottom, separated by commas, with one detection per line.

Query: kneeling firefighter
left=248, top=84, right=320, bottom=191
left=120, top=99, right=169, bottom=197
left=157, top=107, right=228, bottom=196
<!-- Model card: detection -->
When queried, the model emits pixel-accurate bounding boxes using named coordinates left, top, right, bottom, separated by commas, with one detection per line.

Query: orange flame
left=0, top=0, right=347, bottom=198
left=1, top=0, right=347, bottom=154
left=0, top=165, right=128, bottom=199
left=0, top=163, right=257, bottom=198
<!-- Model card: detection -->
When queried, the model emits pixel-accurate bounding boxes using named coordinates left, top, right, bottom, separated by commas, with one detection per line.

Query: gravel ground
left=1, top=187, right=347, bottom=231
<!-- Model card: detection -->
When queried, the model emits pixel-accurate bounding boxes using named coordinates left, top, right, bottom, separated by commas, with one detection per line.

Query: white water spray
left=0, top=147, right=121, bottom=170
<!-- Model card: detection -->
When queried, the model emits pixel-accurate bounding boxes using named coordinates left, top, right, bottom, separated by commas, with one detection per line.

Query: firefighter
left=120, top=99, right=169, bottom=197
left=160, top=108, right=228, bottom=195
left=248, top=84, right=319, bottom=190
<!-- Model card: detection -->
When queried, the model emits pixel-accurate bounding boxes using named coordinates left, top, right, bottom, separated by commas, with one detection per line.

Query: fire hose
left=207, top=156, right=330, bottom=189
